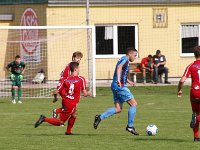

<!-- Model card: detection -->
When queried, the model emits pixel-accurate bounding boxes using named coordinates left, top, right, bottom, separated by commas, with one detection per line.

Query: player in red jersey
left=140, top=55, right=154, bottom=84
left=34, top=62, right=91, bottom=135
left=52, top=51, right=83, bottom=119
left=177, top=46, right=200, bottom=142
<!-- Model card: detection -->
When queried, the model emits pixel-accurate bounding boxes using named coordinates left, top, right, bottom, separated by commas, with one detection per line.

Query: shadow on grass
left=134, top=136, right=189, bottom=143
left=0, top=101, right=9, bottom=103
left=21, top=133, right=103, bottom=137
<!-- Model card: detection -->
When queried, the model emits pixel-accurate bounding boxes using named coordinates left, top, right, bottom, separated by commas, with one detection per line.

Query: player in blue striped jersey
left=93, top=47, right=139, bottom=135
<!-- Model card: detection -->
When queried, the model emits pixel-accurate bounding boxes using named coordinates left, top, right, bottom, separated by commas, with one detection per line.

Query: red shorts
left=59, top=102, right=76, bottom=122
left=190, top=90, right=200, bottom=113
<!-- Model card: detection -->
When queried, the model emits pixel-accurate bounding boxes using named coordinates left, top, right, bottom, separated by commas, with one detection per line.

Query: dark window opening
left=118, top=26, right=135, bottom=54
left=182, top=37, right=198, bottom=53
left=96, top=26, right=113, bottom=55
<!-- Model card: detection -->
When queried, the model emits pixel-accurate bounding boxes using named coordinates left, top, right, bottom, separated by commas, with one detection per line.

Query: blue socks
left=128, top=106, right=136, bottom=127
left=100, top=106, right=136, bottom=127
left=100, top=107, right=116, bottom=120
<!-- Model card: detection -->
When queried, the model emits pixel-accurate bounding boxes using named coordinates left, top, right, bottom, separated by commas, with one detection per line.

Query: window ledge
left=180, top=53, right=194, bottom=57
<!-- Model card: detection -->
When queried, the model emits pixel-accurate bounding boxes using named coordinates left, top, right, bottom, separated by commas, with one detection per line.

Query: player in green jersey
left=6, top=55, right=25, bottom=104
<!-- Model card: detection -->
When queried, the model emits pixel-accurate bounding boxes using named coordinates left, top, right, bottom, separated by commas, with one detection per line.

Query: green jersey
left=7, top=61, right=25, bottom=75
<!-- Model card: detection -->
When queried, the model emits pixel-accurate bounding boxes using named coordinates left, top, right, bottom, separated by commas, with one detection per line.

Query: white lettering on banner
left=20, top=8, right=40, bottom=62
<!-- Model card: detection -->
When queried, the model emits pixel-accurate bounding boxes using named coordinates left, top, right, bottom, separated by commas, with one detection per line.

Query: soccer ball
left=146, top=124, right=158, bottom=136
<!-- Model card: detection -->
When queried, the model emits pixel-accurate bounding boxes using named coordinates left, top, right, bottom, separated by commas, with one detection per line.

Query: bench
left=128, top=63, right=164, bottom=83
left=128, top=63, right=142, bottom=83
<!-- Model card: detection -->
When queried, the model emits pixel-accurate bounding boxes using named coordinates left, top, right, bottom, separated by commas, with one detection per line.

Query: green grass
left=0, top=86, right=200, bottom=150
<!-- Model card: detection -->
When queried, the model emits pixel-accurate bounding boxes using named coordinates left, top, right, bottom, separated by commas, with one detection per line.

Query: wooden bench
left=128, top=63, right=164, bottom=83
left=128, top=63, right=141, bottom=82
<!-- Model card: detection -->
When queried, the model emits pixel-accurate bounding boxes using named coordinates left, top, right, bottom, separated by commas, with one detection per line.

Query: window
left=181, top=25, right=199, bottom=56
left=95, top=25, right=138, bottom=58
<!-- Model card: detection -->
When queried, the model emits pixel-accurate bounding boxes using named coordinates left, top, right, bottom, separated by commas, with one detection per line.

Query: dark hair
left=70, top=61, right=79, bottom=72
left=15, top=55, right=20, bottom=59
left=126, top=47, right=137, bottom=55
left=72, top=51, right=83, bottom=61
left=148, top=55, right=153, bottom=58
left=156, top=50, right=161, bottom=55
left=194, top=46, right=200, bottom=58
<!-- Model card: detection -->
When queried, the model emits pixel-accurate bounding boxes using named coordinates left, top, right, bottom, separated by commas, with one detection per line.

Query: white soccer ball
left=146, top=124, right=158, bottom=136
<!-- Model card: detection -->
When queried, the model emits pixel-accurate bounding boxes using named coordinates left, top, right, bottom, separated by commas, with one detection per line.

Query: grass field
left=0, top=86, right=200, bottom=150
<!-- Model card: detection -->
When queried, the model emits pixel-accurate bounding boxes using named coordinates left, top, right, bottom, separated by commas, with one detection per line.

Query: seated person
left=140, top=55, right=154, bottom=84
left=153, top=50, right=170, bottom=84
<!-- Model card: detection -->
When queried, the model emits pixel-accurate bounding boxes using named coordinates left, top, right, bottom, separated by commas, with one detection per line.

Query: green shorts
left=10, top=74, right=23, bottom=87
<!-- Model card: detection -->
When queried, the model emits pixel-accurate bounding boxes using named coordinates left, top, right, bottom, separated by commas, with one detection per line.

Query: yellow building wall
left=46, top=5, right=200, bottom=80
left=91, top=6, right=199, bottom=79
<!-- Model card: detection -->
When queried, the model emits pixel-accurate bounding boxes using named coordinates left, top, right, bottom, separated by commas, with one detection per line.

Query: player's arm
left=177, top=76, right=187, bottom=97
left=127, top=78, right=135, bottom=86
left=159, top=61, right=166, bottom=66
left=80, top=76, right=91, bottom=97
left=21, top=63, right=26, bottom=74
left=141, top=63, right=146, bottom=69
left=53, top=80, right=65, bottom=103
left=82, top=89, right=91, bottom=97
left=53, top=89, right=58, bottom=103
left=116, top=64, right=123, bottom=87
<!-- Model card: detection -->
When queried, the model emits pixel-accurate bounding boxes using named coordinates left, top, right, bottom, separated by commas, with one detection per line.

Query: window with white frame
left=95, top=25, right=138, bottom=58
left=181, top=24, right=199, bottom=56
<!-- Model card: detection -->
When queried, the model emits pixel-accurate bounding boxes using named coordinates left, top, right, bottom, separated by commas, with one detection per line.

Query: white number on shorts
left=198, top=70, right=200, bottom=83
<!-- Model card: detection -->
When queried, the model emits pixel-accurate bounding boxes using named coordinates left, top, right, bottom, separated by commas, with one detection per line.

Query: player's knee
left=12, top=86, right=17, bottom=90
left=72, top=112, right=78, bottom=118
left=129, top=100, right=137, bottom=106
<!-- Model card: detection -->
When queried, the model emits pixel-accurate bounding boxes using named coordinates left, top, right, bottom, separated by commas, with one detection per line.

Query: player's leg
left=17, top=86, right=22, bottom=103
left=11, top=85, right=16, bottom=104
left=45, top=108, right=72, bottom=127
left=52, top=107, right=63, bottom=118
left=93, top=86, right=122, bottom=129
left=163, top=67, right=170, bottom=84
left=101, top=102, right=122, bottom=119
left=150, top=69, right=154, bottom=83
left=17, top=75, right=23, bottom=103
left=35, top=111, right=70, bottom=128
left=10, top=74, right=16, bottom=103
left=190, top=97, right=200, bottom=141
left=153, top=67, right=158, bottom=83
left=93, top=102, right=122, bottom=129
left=66, top=110, right=78, bottom=135
left=125, top=91, right=139, bottom=135
left=190, top=90, right=200, bottom=142
left=142, top=68, right=146, bottom=84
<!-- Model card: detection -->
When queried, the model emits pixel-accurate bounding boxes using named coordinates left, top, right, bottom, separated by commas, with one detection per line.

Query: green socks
left=18, top=89, right=22, bottom=101
left=11, top=89, right=15, bottom=100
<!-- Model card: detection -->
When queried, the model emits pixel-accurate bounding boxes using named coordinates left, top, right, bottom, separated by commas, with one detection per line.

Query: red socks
left=193, top=115, right=200, bottom=138
left=66, top=117, right=76, bottom=134
left=193, top=122, right=199, bottom=138
left=44, top=118, right=62, bottom=126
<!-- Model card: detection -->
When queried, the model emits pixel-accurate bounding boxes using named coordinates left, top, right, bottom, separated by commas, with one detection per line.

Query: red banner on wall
left=20, top=8, right=40, bottom=62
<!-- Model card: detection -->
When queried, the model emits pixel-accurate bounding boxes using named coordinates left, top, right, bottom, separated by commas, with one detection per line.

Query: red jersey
left=57, top=75, right=86, bottom=105
left=60, top=64, right=71, bottom=81
left=141, top=57, right=153, bottom=68
left=57, top=64, right=71, bottom=91
left=183, top=60, right=200, bottom=95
